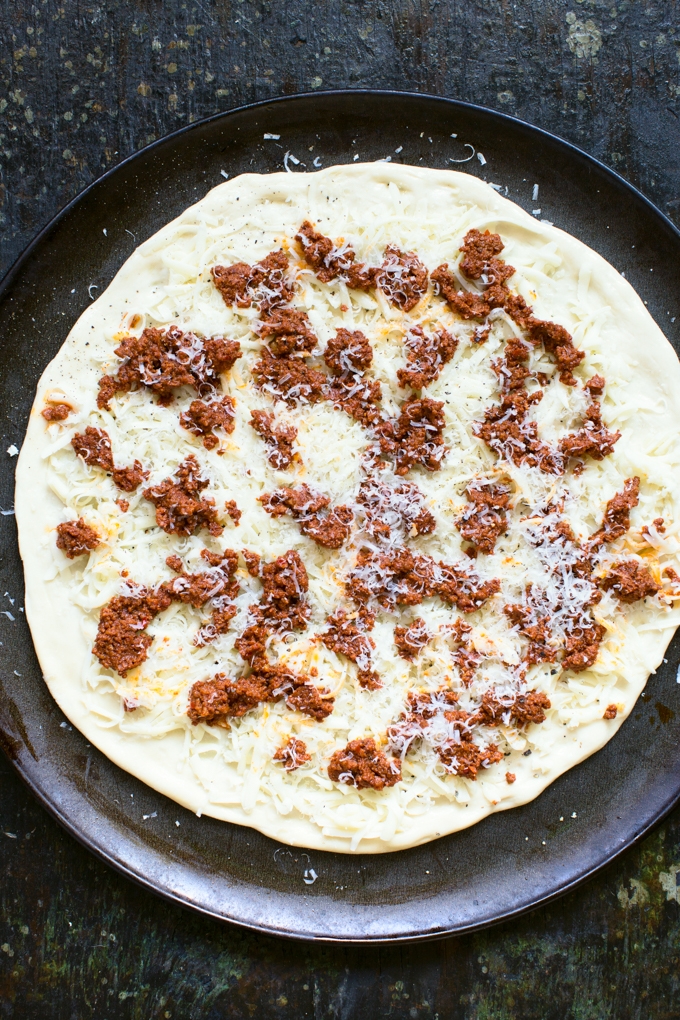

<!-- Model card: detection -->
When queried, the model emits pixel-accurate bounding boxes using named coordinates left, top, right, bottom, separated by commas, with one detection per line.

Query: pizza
left=15, top=163, right=680, bottom=852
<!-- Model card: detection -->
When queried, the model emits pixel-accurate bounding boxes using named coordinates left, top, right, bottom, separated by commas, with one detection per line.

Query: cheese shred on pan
left=15, top=164, right=680, bottom=853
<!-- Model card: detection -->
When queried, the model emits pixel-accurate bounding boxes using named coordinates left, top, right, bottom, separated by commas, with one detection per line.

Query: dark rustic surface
left=2, top=1, right=680, bottom=1017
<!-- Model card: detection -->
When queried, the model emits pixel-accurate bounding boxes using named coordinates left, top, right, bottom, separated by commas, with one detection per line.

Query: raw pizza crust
left=15, top=163, right=680, bottom=853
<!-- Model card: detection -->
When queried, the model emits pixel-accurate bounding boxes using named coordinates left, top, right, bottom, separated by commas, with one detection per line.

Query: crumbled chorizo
left=560, top=401, right=621, bottom=465
left=56, top=518, right=100, bottom=559
left=325, top=374, right=383, bottom=427
left=296, top=221, right=357, bottom=282
left=211, top=249, right=294, bottom=311
left=164, top=548, right=239, bottom=607
left=187, top=672, right=276, bottom=726
left=375, top=245, right=429, bottom=312
left=321, top=606, right=376, bottom=671
left=72, top=426, right=114, bottom=472
left=259, top=485, right=353, bottom=549
left=209, top=262, right=253, bottom=308
left=242, top=549, right=261, bottom=576
left=257, top=307, right=318, bottom=358
left=93, top=586, right=172, bottom=676
left=561, top=621, right=606, bottom=673
left=235, top=609, right=270, bottom=663
left=432, top=229, right=513, bottom=320
left=503, top=295, right=585, bottom=386
left=328, top=737, right=401, bottom=790
left=585, top=375, right=606, bottom=396
left=434, top=561, right=501, bottom=613
left=603, top=704, right=618, bottom=720
left=394, top=618, right=430, bottom=660
left=387, top=688, right=501, bottom=778
left=324, top=328, right=373, bottom=374
left=376, top=397, right=447, bottom=475
left=252, top=347, right=327, bottom=406
left=286, top=683, right=334, bottom=720
left=642, top=517, right=665, bottom=539
left=274, top=737, right=311, bottom=770
left=504, top=590, right=558, bottom=665
left=143, top=455, right=223, bottom=536
left=111, top=463, right=148, bottom=492
left=347, top=547, right=436, bottom=610
left=600, top=559, right=660, bottom=603
left=438, top=740, right=504, bottom=779
left=492, top=337, right=532, bottom=392
left=224, top=500, right=242, bottom=526
left=397, top=325, right=458, bottom=390
left=590, top=477, right=639, bottom=548
left=474, top=388, right=563, bottom=475
left=506, top=772, right=516, bottom=784
left=259, top=549, right=311, bottom=632
left=457, top=483, right=511, bottom=554
left=345, top=262, right=379, bottom=291
left=356, top=478, right=436, bottom=540
left=525, top=318, right=584, bottom=386
left=97, top=326, right=241, bottom=409
left=180, top=396, right=236, bottom=450
left=432, top=266, right=498, bottom=321
left=42, top=402, right=72, bottom=422
left=72, top=427, right=148, bottom=492
left=250, top=409, right=297, bottom=469
left=459, top=229, right=510, bottom=281
left=472, top=689, right=551, bottom=728
left=347, top=547, right=499, bottom=614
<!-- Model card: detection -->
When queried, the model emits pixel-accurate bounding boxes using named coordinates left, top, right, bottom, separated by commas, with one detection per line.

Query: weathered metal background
left=1, top=1, right=680, bottom=1016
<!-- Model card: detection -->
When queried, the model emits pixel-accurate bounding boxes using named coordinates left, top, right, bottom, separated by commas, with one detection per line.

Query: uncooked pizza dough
left=15, top=163, right=680, bottom=852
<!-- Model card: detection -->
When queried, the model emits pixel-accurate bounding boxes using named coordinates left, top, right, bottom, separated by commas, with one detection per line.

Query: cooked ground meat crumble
left=397, top=325, right=458, bottom=390
left=394, top=617, right=430, bottom=660
left=250, top=409, right=297, bottom=469
left=143, top=455, right=224, bottom=536
left=56, top=518, right=100, bottom=558
left=72, top=426, right=148, bottom=492
left=42, top=402, right=72, bottom=422
left=259, top=485, right=353, bottom=549
left=93, top=586, right=172, bottom=676
left=97, top=326, right=241, bottom=409
left=376, top=396, right=447, bottom=475
left=457, top=483, right=511, bottom=554
left=376, top=246, right=429, bottom=312
left=274, top=737, right=311, bottom=770
left=328, top=737, right=401, bottom=790
left=179, top=396, right=236, bottom=450
left=211, top=249, right=294, bottom=311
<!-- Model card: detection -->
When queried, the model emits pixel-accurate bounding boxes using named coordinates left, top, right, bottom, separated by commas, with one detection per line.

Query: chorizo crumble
left=211, top=249, right=294, bottom=311
left=328, top=738, right=401, bottom=790
left=259, top=485, right=353, bottom=549
left=72, top=427, right=148, bottom=492
left=93, top=586, right=172, bottom=676
left=143, top=455, right=224, bottom=536
left=97, top=326, right=241, bottom=409
left=56, top=518, right=100, bottom=558
left=397, top=325, right=458, bottom=390
left=250, top=409, right=297, bottom=469
left=42, top=402, right=72, bottom=422
left=179, top=397, right=236, bottom=450
left=376, top=397, right=447, bottom=475
left=394, top=618, right=430, bottom=660
left=274, top=738, right=311, bottom=771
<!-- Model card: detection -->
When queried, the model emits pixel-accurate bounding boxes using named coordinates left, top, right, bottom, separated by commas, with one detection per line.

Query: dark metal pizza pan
left=1, top=90, right=680, bottom=943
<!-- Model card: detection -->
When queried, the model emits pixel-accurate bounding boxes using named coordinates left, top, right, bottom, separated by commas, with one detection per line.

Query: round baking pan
left=1, top=90, right=680, bottom=942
